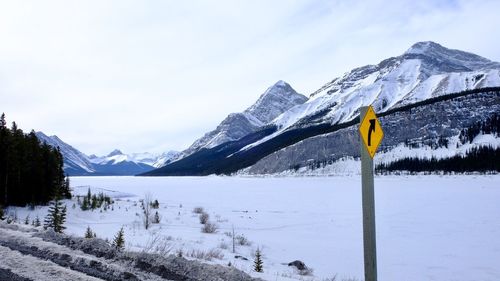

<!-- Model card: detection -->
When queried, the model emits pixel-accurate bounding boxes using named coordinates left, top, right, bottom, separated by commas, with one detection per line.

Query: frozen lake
left=12, top=175, right=500, bottom=280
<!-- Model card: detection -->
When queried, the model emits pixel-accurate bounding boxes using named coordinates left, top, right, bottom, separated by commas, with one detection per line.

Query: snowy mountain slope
left=245, top=80, right=309, bottom=124
left=246, top=90, right=500, bottom=175
left=272, top=41, right=500, bottom=132
left=151, top=151, right=182, bottom=168
left=35, top=132, right=95, bottom=175
left=145, top=41, right=500, bottom=176
left=36, top=133, right=177, bottom=175
left=90, top=150, right=179, bottom=168
left=179, top=81, right=307, bottom=159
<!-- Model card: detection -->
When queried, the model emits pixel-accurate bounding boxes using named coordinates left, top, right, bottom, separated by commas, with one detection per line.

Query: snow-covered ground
left=6, top=175, right=500, bottom=281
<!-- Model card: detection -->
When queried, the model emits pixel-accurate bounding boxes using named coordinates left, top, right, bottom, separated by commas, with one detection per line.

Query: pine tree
left=254, top=248, right=263, bottom=273
left=81, top=196, right=89, bottom=211
left=24, top=215, right=30, bottom=224
left=62, top=176, right=71, bottom=199
left=0, top=207, right=4, bottom=220
left=84, top=226, right=94, bottom=238
left=0, top=114, right=70, bottom=207
left=112, top=227, right=125, bottom=251
left=34, top=215, right=41, bottom=227
left=91, top=194, right=97, bottom=209
left=57, top=205, right=67, bottom=233
left=44, top=199, right=66, bottom=233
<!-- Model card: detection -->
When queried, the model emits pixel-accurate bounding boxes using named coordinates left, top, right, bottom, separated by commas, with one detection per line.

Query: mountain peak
left=246, top=81, right=308, bottom=124
left=405, top=41, right=443, bottom=55
left=402, top=41, right=499, bottom=71
left=107, top=149, right=123, bottom=157
left=179, top=80, right=308, bottom=157
left=272, top=80, right=288, bottom=87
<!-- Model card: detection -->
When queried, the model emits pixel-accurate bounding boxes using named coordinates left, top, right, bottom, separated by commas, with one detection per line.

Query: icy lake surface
left=20, top=175, right=500, bottom=280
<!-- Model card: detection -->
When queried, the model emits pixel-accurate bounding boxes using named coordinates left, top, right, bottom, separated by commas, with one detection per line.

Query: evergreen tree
left=84, top=226, right=94, bottom=238
left=112, top=227, right=125, bottom=251
left=57, top=205, right=67, bottom=233
left=61, top=176, right=71, bottom=199
left=0, top=113, right=5, bottom=130
left=91, top=194, right=97, bottom=209
left=24, top=215, right=30, bottom=225
left=44, top=199, right=66, bottom=233
left=0, top=114, right=69, bottom=207
left=81, top=196, right=89, bottom=211
left=0, top=206, right=3, bottom=220
left=44, top=200, right=58, bottom=230
left=33, top=215, right=41, bottom=227
left=254, top=248, right=263, bottom=273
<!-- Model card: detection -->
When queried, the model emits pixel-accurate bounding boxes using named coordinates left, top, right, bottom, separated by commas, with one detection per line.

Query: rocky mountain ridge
left=177, top=80, right=307, bottom=159
left=145, top=41, right=500, bottom=176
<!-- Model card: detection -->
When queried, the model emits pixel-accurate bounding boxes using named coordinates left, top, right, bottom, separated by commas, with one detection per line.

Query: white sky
left=1, top=0, right=499, bottom=155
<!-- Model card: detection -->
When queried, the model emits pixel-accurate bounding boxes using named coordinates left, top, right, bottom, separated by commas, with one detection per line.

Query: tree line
left=459, top=113, right=500, bottom=144
left=376, top=146, right=500, bottom=173
left=0, top=113, right=71, bottom=207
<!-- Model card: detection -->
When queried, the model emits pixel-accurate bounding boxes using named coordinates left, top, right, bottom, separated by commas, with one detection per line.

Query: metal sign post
left=359, top=106, right=384, bottom=281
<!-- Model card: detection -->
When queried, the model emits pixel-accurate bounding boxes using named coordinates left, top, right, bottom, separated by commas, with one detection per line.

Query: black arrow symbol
left=368, top=119, right=376, bottom=146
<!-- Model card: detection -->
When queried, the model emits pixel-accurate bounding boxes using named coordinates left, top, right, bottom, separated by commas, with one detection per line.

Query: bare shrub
left=188, top=249, right=224, bottom=261
left=142, top=193, right=153, bottom=229
left=193, top=207, right=204, bottom=214
left=201, top=222, right=218, bottom=233
left=199, top=212, right=209, bottom=224
left=235, top=234, right=251, bottom=246
left=143, top=234, right=174, bottom=256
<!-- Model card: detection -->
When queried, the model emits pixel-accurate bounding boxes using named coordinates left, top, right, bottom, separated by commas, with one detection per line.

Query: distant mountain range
left=35, top=132, right=179, bottom=176
left=143, top=41, right=500, bottom=176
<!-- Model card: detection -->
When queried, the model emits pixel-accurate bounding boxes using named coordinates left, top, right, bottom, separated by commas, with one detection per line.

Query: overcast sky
left=1, top=0, right=499, bottom=155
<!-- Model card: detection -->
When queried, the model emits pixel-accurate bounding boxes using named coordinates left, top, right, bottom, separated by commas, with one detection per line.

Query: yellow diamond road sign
left=359, top=105, right=384, bottom=158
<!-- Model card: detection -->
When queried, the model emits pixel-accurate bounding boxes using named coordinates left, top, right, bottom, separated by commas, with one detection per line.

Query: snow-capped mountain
left=179, top=80, right=307, bottom=158
left=36, top=133, right=178, bottom=175
left=35, top=132, right=95, bottom=175
left=145, top=41, right=500, bottom=176
left=152, top=151, right=182, bottom=168
left=273, top=41, right=500, bottom=131
left=90, top=149, right=179, bottom=168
